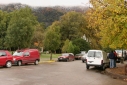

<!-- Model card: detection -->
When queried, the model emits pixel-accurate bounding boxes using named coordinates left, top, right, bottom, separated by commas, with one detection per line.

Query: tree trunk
left=50, top=52, right=52, bottom=60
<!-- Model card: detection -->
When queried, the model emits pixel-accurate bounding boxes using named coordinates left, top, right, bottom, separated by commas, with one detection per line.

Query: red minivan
left=0, top=50, right=13, bottom=68
left=13, top=49, right=40, bottom=66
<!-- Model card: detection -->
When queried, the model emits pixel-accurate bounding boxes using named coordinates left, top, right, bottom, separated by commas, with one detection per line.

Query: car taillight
left=101, top=60, right=103, bottom=64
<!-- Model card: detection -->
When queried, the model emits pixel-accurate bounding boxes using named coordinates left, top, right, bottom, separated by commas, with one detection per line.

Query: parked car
left=115, top=50, right=127, bottom=61
left=58, top=53, right=75, bottom=62
left=86, top=50, right=109, bottom=70
left=13, top=49, right=40, bottom=66
left=0, top=50, right=13, bottom=68
left=75, top=54, right=84, bottom=60
left=81, top=53, right=87, bottom=63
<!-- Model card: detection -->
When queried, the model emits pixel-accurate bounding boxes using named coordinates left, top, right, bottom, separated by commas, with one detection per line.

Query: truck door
left=0, top=51, right=7, bottom=66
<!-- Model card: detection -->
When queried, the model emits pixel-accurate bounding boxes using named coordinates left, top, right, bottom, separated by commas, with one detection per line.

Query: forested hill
left=0, top=3, right=88, bottom=27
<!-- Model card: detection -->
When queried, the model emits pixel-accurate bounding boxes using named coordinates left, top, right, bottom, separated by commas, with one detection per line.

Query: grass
left=40, top=53, right=61, bottom=61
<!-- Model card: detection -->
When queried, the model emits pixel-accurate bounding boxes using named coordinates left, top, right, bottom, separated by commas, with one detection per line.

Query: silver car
left=81, top=53, right=87, bottom=63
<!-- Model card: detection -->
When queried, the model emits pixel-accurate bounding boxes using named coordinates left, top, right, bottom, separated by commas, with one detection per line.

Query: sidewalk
left=105, top=61, right=127, bottom=82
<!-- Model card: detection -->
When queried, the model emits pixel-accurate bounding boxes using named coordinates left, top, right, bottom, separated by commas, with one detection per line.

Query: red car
left=58, top=53, right=75, bottom=62
left=0, top=50, right=13, bottom=68
left=13, top=49, right=40, bottom=66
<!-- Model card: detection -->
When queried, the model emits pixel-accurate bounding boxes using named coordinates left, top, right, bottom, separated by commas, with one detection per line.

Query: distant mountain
left=0, top=3, right=28, bottom=12
left=0, top=3, right=89, bottom=27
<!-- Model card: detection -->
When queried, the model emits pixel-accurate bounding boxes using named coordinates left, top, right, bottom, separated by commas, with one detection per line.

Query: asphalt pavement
left=40, top=58, right=127, bottom=82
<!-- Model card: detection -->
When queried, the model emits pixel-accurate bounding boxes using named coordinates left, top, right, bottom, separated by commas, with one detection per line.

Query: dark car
left=75, top=54, right=84, bottom=60
left=58, top=53, right=75, bottom=62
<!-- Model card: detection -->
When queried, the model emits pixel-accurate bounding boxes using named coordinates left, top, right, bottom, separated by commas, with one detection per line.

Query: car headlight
left=13, top=58, right=16, bottom=61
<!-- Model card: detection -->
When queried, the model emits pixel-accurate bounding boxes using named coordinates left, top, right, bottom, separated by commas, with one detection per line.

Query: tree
left=73, top=45, right=80, bottom=55
left=59, top=11, right=87, bottom=41
left=84, top=9, right=102, bottom=49
left=43, top=21, right=61, bottom=60
left=62, top=39, right=70, bottom=53
left=30, top=22, right=45, bottom=49
left=86, top=0, right=127, bottom=49
left=72, top=38, right=91, bottom=52
left=0, top=10, right=10, bottom=49
left=67, top=41, right=74, bottom=53
left=62, top=39, right=80, bottom=55
left=5, top=7, right=38, bottom=49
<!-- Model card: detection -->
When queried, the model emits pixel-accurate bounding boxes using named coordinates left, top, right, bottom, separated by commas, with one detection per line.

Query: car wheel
left=17, top=61, right=22, bottom=66
left=6, top=61, right=12, bottom=68
left=86, top=64, right=89, bottom=69
left=82, top=60, right=84, bottom=63
left=102, top=64, right=106, bottom=70
left=34, top=60, right=39, bottom=65
left=66, top=58, right=69, bottom=62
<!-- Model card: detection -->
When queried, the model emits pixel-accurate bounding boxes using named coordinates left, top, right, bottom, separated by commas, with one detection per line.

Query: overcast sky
left=0, top=0, right=90, bottom=7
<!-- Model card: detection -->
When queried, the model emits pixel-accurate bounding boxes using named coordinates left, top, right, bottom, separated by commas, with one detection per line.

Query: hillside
left=0, top=3, right=89, bottom=27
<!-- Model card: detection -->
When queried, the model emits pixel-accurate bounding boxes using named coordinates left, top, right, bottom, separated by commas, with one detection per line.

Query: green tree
left=73, top=45, right=80, bottom=55
left=59, top=11, right=87, bottom=41
left=0, top=10, right=9, bottom=49
left=67, top=41, right=74, bottom=53
left=62, top=39, right=70, bottom=53
left=5, top=7, right=38, bottom=49
left=72, top=38, right=91, bottom=52
left=43, top=21, right=61, bottom=60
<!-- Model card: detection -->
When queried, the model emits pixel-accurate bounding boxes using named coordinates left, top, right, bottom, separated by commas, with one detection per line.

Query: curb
left=105, top=69, right=127, bottom=82
left=39, top=60, right=56, bottom=63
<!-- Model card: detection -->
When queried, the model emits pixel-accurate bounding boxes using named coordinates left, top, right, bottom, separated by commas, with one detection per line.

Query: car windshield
left=62, top=53, right=69, bottom=56
left=88, top=51, right=102, bottom=58
left=13, top=51, right=23, bottom=56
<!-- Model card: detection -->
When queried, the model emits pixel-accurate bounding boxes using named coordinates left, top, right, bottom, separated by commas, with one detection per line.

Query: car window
left=88, top=51, right=102, bottom=58
left=88, top=51, right=94, bottom=57
left=24, top=52, right=30, bottom=56
left=0, top=51, right=6, bottom=56
left=95, top=52, right=102, bottom=58
left=69, top=54, right=73, bottom=56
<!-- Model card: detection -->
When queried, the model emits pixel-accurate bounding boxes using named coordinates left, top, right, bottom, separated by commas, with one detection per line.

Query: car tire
left=86, top=64, right=89, bottom=69
left=102, top=64, right=105, bottom=70
left=66, top=58, right=69, bottom=62
left=34, top=60, right=39, bottom=65
left=82, top=60, right=84, bottom=63
left=17, top=61, right=22, bottom=66
left=6, top=61, right=12, bottom=68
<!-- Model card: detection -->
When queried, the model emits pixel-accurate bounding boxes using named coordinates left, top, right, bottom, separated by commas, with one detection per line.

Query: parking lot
left=0, top=60, right=127, bottom=85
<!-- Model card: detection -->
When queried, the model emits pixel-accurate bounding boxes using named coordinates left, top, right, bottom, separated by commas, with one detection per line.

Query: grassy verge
left=40, top=53, right=61, bottom=61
